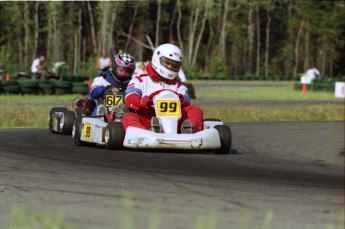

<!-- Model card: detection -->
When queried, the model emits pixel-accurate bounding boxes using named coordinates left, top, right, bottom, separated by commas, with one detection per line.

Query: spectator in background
left=31, top=56, right=47, bottom=79
left=301, top=66, right=321, bottom=84
left=96, top=50, right=111, bottom=74
left=306, top=67, right=321, bottom=82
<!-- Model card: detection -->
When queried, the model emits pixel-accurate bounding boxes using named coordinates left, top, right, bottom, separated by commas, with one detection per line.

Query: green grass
left=196, top=83, right=339, bottom=101
left=0, top=94, right=80, bottom=103
left=0, top=82, right=344, bottom=128
left=200, top=104, right=344, bottom=122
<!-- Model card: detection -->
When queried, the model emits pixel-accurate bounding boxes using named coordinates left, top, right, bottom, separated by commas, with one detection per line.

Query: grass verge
left=197, top=84, right=339, bottom=101
left=0, top=82, right=344, bottom=128
left=0, top=103, right=343, bottom=128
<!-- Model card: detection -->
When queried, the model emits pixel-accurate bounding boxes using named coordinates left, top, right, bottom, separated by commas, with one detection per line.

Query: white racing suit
left=122, top=63, right=203, bottom=132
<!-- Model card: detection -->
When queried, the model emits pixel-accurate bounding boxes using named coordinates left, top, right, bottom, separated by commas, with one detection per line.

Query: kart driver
left=88, top=52, right=136, bottom=116
left=121, top=43, right=203, bottom=134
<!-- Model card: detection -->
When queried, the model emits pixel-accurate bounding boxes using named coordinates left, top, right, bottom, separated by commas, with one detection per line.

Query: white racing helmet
left=151, top=43, right=182, bottom=80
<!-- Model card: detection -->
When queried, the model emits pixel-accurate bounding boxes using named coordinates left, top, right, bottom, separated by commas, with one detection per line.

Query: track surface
left=0, top=121, right=344, bottom=229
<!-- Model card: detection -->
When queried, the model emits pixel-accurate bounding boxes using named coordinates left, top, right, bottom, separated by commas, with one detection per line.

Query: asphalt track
left=0, top=121, right=344, bottom=229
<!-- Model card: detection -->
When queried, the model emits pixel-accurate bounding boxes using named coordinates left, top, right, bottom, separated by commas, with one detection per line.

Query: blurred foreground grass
left=8, top=204, right=344, bottom=229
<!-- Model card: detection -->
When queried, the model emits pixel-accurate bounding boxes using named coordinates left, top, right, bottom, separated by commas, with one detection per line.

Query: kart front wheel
left=214, top=125, right=232, bottom=154
left=72, top=115, right=85, bottom=146
left=105, top=122, right=125, bottom=150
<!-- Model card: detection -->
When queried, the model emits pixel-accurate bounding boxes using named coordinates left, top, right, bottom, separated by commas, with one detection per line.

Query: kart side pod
left=124, top=127, right=221, bottom=150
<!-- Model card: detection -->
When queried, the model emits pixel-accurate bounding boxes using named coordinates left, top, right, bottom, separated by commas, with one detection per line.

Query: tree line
left=0, top=0, right=344, bottom=79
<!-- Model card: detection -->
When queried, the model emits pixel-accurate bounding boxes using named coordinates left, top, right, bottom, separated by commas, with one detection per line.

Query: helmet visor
left=160, top=57, right=181, bottom=72
left=115, top=67, right=134, bottom=77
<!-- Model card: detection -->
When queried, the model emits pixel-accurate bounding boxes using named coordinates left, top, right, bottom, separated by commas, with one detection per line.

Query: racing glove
left=139, top=96, right=152, bottom=108
left=125, top=94, right=152, bottom=111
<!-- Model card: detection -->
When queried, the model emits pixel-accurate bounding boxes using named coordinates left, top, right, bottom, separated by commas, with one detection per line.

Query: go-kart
left=72, top=88, right=232, bottom=154
left=121, top=90, right=232, bottom=154
left=72, top=85, right=127, bottom=147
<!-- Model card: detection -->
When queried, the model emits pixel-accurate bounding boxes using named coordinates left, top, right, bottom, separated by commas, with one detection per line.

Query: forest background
left=0, top=0, right=344, bottom=80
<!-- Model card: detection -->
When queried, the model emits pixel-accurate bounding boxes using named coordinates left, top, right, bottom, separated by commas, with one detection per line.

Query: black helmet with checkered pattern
left=111, top=53, right=136, bottom=82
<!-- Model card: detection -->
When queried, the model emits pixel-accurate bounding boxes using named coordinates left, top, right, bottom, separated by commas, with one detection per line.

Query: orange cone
left=301, top=84, right=307, bottom=93
left=5, top=73, right=10, bottom=81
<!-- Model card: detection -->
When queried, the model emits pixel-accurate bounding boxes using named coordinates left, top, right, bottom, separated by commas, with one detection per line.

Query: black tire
left=105, top=122, right=125, bottom=150
left=214, top=125, right=232, bottom=154
left=72, top=115, right=85, bottom=146
left=49, top=107, right=68, bottom=133
left=61, top=110, right=75, bottom=135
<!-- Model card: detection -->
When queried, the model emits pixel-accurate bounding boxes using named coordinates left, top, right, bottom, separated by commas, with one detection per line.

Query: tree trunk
left=155, top=0, right=162, bottom=47
left=293, top=16, right=304, bottom=77
left=176, top=0, right=183, bottom=51
left=204, top=24, right=214, bottom=74
left=264, top=1, right=271, bottom=77
left=47, top=2, right=61, bottom=63
left=23, top=2, right=31, bottom=65
left=34, top=2, right=39, bottom=58
left=125, top=4, right=138, bottom=52
left=87, top=2, right=97, bottom=56
left=107, top=10, right=117, bottom=55
left=218, top=0, right=229, bottom=61
left=191, top=3, right=208, bottom=66
left=188, top=4, right=199, bottom=64
left=319, top=35, right=327, bottom=77
left=255, top=2, right=260, bottom=77
left=74, top=32, right=78, bottom=74
left=303, top=21, right=310, bottom=71
left=247, top=1, right=255, bottom=75
left=169, top=2, right=177, bottom=42
left=99, top=1, right=109, bottom=54
left=75, top=7, right=82, bottom=73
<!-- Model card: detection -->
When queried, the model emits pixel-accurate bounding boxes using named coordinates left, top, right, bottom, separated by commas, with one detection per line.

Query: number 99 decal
left=105, top=95, right=123, bottom=107
left=157, top=100, right=181, bottom=116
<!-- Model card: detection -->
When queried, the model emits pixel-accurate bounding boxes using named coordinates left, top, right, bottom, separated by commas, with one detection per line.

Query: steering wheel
left=102, top=85, right=125, bottom=98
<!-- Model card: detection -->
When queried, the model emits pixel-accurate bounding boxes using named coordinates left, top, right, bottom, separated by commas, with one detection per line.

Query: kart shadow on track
left=81, top=144, right=239, bottom=155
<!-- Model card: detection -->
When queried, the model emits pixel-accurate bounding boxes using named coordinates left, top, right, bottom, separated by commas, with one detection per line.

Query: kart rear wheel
left=61, top=110, right=75, bottom=135
left=49, top=107, right=68, bottom=133
left=105, top=122, right=125, bottom=150
left=214, top=125, right=232, bottom=154
left=72, top=115, right=86, bottom=146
